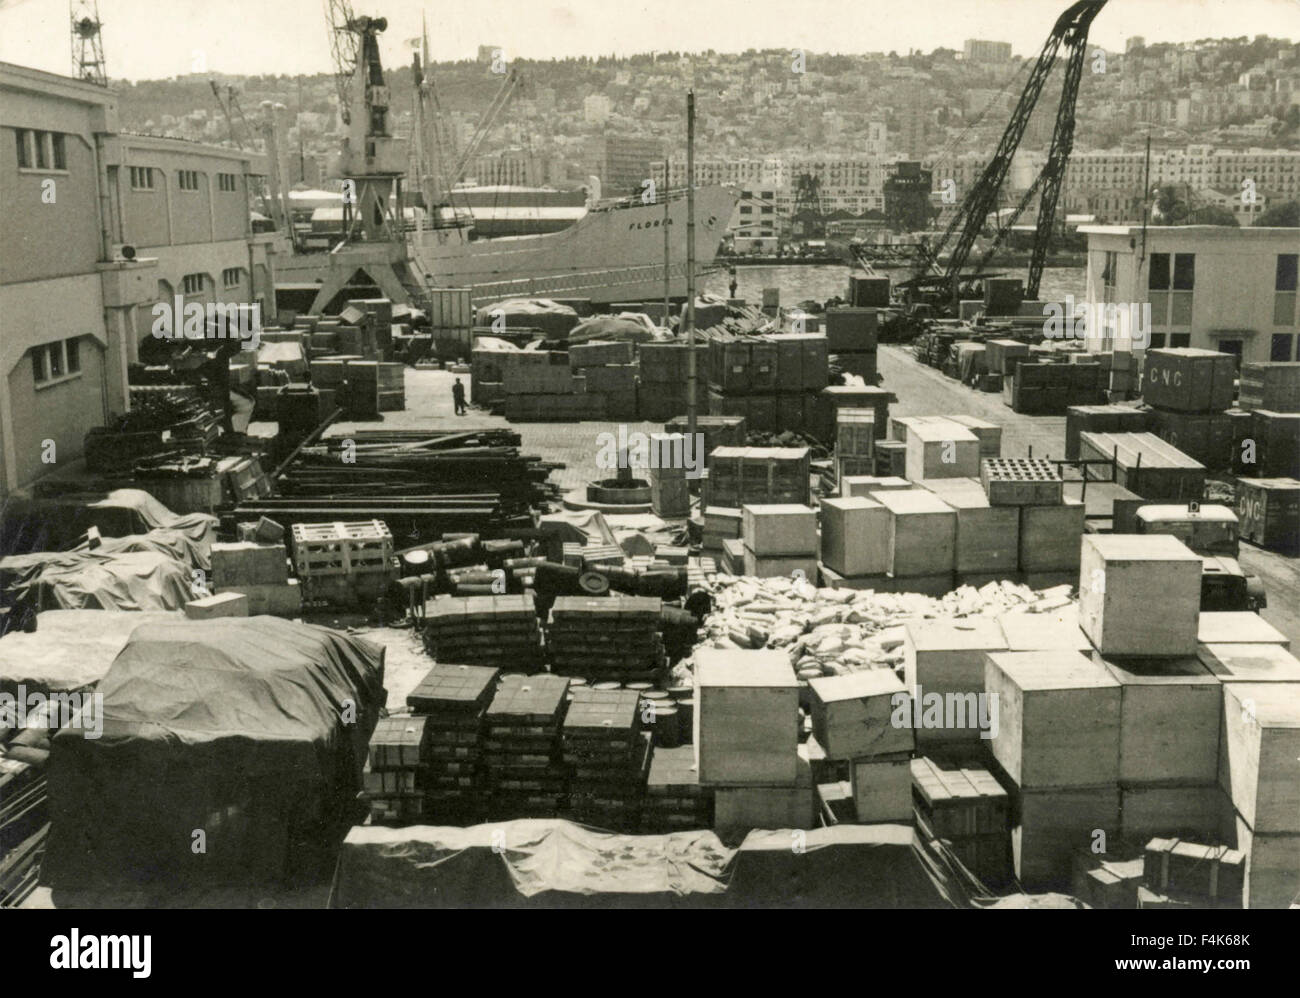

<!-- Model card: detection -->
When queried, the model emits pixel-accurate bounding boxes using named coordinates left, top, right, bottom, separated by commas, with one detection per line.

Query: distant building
left=963, top=39, right=1013, bottom=64
left=588, top=135, right=662, bottom=197
left=1079, top=225, right=1299, bottom=364
left=884, top=161, right=934, bottom=232
left=0, top=60, right=273, bottom=496
left=732, top=187, right=780, bottom=252
left=583, top=94, right=612, bottom=126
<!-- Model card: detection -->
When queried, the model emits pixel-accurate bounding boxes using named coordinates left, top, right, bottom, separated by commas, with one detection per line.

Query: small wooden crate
left=980, top=457, right=1063, bottom=506
left=292, top=519, right=394, bottom=579
left=808, top=669, right=912, bottom=761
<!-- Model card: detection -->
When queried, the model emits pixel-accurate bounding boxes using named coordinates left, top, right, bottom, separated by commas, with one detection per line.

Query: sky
left=0, top=0, right=1297, bottom=81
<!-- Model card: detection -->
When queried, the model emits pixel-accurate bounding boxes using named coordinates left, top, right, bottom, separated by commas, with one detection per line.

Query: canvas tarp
left=0, top=549, right=193, bottom=611
left=86, top=489, right=217, bottom=562
left=330, top=820, right=964, bottom=908
left=567, top=313, right=659, bottom=345
left=44, top=616, right=386, bottom=890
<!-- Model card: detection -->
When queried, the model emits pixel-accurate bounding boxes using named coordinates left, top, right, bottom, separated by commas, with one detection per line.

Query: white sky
left=0, top=0, right=1296, bottom=81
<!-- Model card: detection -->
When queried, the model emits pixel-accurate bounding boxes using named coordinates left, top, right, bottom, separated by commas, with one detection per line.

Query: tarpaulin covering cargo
left=44, top=617, right=385, bottom=891
left=0, top=488, right=216, bottom=559
left=567, top=313, right=660, bottom=345
left=0, top=549, right=192, bottom=611
left=330, top=820, right=963, bottom=908
left=475, top=298, right=580, bottom=338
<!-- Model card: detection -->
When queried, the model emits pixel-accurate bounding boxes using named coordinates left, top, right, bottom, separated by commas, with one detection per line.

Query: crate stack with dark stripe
left=363, top=716, right=431, bottom=824
left=547, top=595, right=666, bottom=684
left=406, top=663, right=498, bottom=823
left=642, top=744, right=715, bottom=832
left=482, top=674, right=570, bottom=819
left=562, top=687, right=651, bottom=831
left=423, top=595, right=542, bottom=671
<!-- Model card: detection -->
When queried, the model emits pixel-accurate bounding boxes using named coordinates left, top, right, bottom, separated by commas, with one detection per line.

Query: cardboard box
left=808, top=669, right=912, bottom=761
left=1078, top=534, right=1202, bottom=656
left=819, top=497, right=889, bottom=578
left=985, top=650, right=1121, bottom=789
left=695, top=648, right=799, bottom=786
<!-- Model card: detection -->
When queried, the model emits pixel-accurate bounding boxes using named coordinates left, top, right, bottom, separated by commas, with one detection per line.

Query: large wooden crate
left=946, top=414, right=1002, bottom=458
left=824, top=307, right=878, bottom=352
left=808, top=669, right=912, bottom=761
left=291, top=520, right=394, bottom=579
left=1219, top=682, right=1300, bottom=834
left=819, top=497, right=889, bottom=578
left=1141, top=348, right=1236, bottom=413
left=1120, top=784, right=1225, bottom=843
left=211, top=541, right=289, bottom=587
left=1197, top=612, right=1290, bottom=649
left=923, top=477, right=1019, bottom=574
left=695, top=647, right=799, bottom=786
left=985, top=650, right=1121, bottom=790
left=997, top=606, right=1091, bottom=652
left=1096, top=652, right=1222, bottom=785
left=1198, top=643, right=1300, bottom=684
left=1014, top=784, right=1121, bottom=888
left=1235, top=477, right=1300, bottom=553
left=1078, top=534, right=1202, bottom=656
left=1225, top=813, right=1300, bottom=909
left=1250, top=409, right=1300, bottom=478
left=1064, top=404, right=1152, bottom=460
left=707, top=447, right=810, bottom=508
left=741, top=504, right=818, bottom=557
left=1238, top=361, right=1300, bottom=412
left=904, top=420, right=981, bottom=482
left=816, top=385, right=893, bottom=441
left=713, top=750, right=815, bottom=835
left=902, top=619, right=1006, bottom=751
left=1149, top=409, right=1232, bottom=472
left=873, top=489, right=956, bottom=577
left=835, top=408, right=876, bottom=458
left=1078, top=431, right=1206, bottom=501
left=849, top=756, right=913, bottom=823
left=1018, top=498, right=1085, bottom=574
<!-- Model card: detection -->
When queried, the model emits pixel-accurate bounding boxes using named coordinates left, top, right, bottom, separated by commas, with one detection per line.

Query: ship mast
left=686, top=90, right=697, bottom=442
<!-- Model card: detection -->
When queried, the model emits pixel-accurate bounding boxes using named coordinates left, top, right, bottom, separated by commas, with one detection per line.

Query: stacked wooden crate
left=741, top=504, right=818, bottom=579
left=980, top=457, right=1083, bottom=583
left=834, top=407, right=875, bottom=482
left=482, top=673, right=570, bottom=820
left=702, top=507, right=742, bottom=552
left=1006, top=359, right=1105, bottom=414
left=648, top=432, right=691, bottom=518
left=1079, top=431, right=1206, bottom=501
left=902, top=419, right=981, bottom=482
left=569, top=340, right=637, bottom=420
left=902, top=618, right=1007, bottom=754
left=1235, top=477, right=1300, bottom=553
left=1247, top=409, right=1300, bottom=478
left=984, top=649, right=1122, bottom=889
left=706, top=446, right=810, bottom=508
left=377, top=362, right=405, bottom=412
left=406, top=663, right=498, bottom=823
left=921, top=477, right=1019, bottom=584
left=913, top=757, right=1011, bottom=884
left=642, top=743, right=714, bottom=832
left=1139, top=838, right=1246, bottom=908
left=871, top=488, right=956, bottom=594
left=547, top=595, right=666, bottom=684
left=1141, top=348, right=1236, bottom=472
left=696, top=648, right=810, bottom=836
left=808, top=670, right=914, bottom=824
left=816, top=385, right=893, bottom=444
left=706, top=334, right=828, bottom=434
left=636, top=341, right=710, bottom=421
left=819, top=497, right=889, bottom=582
left=562, top=687, right=650, bottom=832
left=1064, top=404, right=1152, bottom=460
left=210, top=540, right=301, bottom=616
left=423, top=595, right=542, bottom=670
left=839, top=475, right=911, bottom=498
left=873, top=439, right=907, bottom=478
left=291, top=519, right=396, bottom=606
left=363, top=716, right=431, bottom=824
left=824, top=307, right=878, bottom=382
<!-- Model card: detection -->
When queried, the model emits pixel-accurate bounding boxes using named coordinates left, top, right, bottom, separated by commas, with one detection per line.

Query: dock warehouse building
left=1079, top=225, right=1300, bottom=365
left=0, top=60, right=274, bottom=497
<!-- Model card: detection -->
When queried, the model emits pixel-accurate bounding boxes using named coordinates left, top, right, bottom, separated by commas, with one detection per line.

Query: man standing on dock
left=728, top=266, right=738, bottom=299
left=452, top=378, right=467, bottom=416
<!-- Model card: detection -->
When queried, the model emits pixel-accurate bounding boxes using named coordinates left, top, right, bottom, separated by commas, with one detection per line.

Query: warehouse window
left=34, top=130, right=48, bottom=169
left=130, top=166, right=156, bottom=190
left=181, top=273, right=205, bottom=295
left=217, top=172, right=238, bottom=192
left=222, top=267, right=241, bottom=288
left=177, top=169, right=200, bottom=191
left=1147, top=333, right=1167, bottom=349
left=1272, top=333, right=1295, bottom=362
left=15, top=128, right=31, bottom=168
left=31, top=338, right=82, bottom=387
left=51, top=133, right=66, bottom=170
left=1169, top=333, right=1191, bottom=348
left=1276, top=254, right=1298, bottom=326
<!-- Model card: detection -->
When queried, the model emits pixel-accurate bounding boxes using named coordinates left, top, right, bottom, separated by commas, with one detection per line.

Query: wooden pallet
left=291, top=519, right=394, bottom=578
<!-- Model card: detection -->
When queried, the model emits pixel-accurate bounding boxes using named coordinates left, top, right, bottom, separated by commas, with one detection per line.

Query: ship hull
left=275, top=185, right=737, bottom=309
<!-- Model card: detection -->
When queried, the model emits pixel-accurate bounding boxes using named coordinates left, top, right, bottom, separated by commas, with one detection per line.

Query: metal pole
left=686, top=90, right=697, bottom=442
left=662, top=157, right=671, bottom=330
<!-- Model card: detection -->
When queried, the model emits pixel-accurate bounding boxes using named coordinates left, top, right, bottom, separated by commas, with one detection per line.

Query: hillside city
left=116, top=34, right=1300, bottom=246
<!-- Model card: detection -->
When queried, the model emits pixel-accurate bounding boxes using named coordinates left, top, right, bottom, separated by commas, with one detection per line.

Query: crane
left=906, top=0, right=1108, bottom=307
left=208, top=81, right=254, bottom=149
left=448, top=68, right=521, bottom=185
left=324, top=0, right=361, bottom=126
